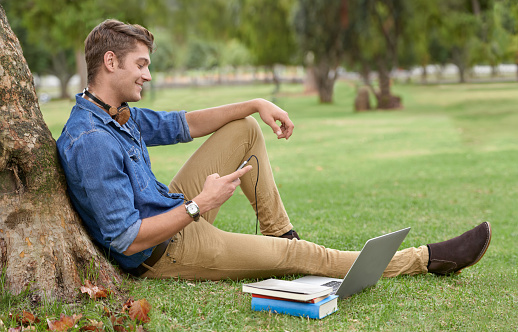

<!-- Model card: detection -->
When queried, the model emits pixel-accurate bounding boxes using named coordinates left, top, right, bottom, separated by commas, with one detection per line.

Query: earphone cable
left=249, top=155, right=260, bottom=235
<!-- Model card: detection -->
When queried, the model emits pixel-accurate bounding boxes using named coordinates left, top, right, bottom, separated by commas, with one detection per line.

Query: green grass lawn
left=3, top=81, right=518, bottom=331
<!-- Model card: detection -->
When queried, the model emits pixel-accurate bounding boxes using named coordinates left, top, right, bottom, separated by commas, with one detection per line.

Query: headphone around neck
left=83, top=88, right=131, bottom=126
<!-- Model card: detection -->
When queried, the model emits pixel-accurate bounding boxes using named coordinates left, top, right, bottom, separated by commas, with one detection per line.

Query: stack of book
left=242, top=279, right=339, bottom=319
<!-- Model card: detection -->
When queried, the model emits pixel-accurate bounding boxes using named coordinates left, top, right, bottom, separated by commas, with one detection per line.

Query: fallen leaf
left=127, top=299, right=151, bottom=323
left=47, top=314, right=82, bottom=331
left=11, top=311, right=39, bottom=325
left=80, top=319, right=104, bottom=331
left=80, top=280, right=111, bottom=299
left=127, top=324, right=145, bottom=332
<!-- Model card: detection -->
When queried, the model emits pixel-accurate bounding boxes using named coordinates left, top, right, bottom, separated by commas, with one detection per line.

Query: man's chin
left=127, top=94, right=142, bottom=103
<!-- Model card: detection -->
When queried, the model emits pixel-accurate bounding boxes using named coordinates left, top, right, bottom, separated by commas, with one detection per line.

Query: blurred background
left=1, top=0, right=517, bottom=108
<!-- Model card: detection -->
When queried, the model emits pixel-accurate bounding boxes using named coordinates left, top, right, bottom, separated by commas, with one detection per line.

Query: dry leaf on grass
left=80, top=280, right=111, bottom=299
left=123, top=298, right=151, bottom=323
left=9, top=311, right=40, bottom=325
left=79, top=319, right=104, bottom=331
left=47, top=314, right=82, bottom=331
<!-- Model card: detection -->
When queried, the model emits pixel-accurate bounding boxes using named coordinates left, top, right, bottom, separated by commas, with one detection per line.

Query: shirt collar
left=75, top=93, right=120, bottom=126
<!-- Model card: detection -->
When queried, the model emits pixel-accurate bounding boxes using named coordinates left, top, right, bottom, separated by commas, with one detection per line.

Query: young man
left=57, top=19, right=491, bottom=280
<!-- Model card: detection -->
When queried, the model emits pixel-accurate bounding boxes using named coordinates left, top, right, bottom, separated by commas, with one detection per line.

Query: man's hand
left=256, top=98, right=294, bottom=140
left=194, top=165, right=253, bottom=213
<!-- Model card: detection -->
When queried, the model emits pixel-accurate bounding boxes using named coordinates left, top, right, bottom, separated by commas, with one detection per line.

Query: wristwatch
left=185, top=200, right=200, bottom=222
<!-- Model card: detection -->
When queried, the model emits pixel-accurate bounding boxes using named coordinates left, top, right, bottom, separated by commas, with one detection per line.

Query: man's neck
left=85, top=85, right=122, bottom=108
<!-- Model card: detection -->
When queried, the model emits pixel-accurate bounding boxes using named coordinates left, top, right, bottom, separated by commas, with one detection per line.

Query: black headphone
left=83, top=89, right=131, bottom=126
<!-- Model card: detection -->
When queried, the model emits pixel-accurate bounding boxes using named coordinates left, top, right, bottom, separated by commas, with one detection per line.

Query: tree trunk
left=452, top=47, right=467, bottom=83
left=75, top=49, right=87, bottom=91
left=421, top=65, right=428, bottom=84
left=375, top=57, right=401, bottom=110
left=0, top=6, right=121, bottom=302
left=51, top=51, right=73, bottom=100
left=303, top=66, right=318, bottom=94
left=313, top=58, right=336, bottom=103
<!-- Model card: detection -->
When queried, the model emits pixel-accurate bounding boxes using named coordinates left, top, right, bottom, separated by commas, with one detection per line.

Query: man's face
left=113, top=42, right=152, bottom=104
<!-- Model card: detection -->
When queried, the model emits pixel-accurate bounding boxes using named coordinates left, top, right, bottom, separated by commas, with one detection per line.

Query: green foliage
left=238, top=0, right=297, bottom=66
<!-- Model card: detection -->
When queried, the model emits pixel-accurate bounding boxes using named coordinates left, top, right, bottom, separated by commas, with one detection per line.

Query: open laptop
left=294, top=227, right=411, bottom=298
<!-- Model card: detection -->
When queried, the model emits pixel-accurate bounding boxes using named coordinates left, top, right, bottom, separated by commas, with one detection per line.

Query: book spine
left=251, top=295, right=337, bottom=319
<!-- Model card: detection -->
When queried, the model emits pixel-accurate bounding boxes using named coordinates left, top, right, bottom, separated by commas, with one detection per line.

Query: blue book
left=251, top=295, right=339, bottom=319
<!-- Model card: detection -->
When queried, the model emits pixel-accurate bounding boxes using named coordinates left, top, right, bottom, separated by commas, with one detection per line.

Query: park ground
left=3, top=80, right=518, bottom=331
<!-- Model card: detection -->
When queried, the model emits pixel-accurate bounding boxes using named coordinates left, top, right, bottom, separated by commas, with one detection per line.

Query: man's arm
left=123, top=165, right=252, bottom=255
left=185, top=98, right=294, bottom=140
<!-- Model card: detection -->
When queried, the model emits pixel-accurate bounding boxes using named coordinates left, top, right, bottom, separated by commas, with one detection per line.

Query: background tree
left=494, top=0, right=518, bottom=80
left=350, top=0, right=411, bottom=109
left=237, top=0, right=297, bottom=94
left=0, top=6, right=121, bottom=301
left=294, top=0, right=349, bottom=103
left=435, top=0, right=494, bottom=83
left=4, top=0, right=161, bottom=99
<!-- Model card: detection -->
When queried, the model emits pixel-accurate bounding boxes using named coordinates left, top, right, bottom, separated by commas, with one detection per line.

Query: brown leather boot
left=427, top=222, right=491, bottom=275
left=277, top=229, right=300, bottom=240
left=266, top=229, right=300, bottom=240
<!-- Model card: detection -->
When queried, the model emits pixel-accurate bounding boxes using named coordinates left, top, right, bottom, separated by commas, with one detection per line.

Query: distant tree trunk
left=421, top=65, right=428, bottom=83
left=360, top=61, right=371, bottom=86
left=375, top=57, right=401, bottom=110
left=0, top=6, right=121, bottom=302
left=269, top=65, right=281, bottom=96
left=452, top=47, right=467, bottom=83
left=50, top=51, right=73, bottom=99
left=303, top=66, right=318, bottom=94
left=313, top=57, right=337, bottom=103
left=75, top=49, right=87, bottom=91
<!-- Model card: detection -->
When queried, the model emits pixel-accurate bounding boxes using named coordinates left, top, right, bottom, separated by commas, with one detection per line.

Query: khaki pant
left=142, top=117, right=429, bottom=280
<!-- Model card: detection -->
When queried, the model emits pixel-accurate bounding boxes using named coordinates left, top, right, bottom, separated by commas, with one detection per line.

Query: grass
left=3, top=81, right=518, bottom=331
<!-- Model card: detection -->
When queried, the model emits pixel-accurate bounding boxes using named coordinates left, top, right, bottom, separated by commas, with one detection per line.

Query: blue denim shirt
left=56, top=94, right=192, bottom=271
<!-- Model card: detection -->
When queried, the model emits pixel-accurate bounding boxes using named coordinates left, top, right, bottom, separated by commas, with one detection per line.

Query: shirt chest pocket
left=127, top=146, right=150, bottom=191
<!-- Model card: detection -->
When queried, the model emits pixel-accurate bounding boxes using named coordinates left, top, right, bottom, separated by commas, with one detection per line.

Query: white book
left=242, top=278, right=332, bottom=302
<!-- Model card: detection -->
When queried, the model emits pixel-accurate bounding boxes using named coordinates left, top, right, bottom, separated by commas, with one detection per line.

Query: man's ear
left=103, top=51, right=118, bottom=72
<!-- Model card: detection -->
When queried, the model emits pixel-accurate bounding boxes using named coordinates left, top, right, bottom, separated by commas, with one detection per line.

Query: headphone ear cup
left=114, top=106, right=130, bottom=125
left=108, top=106, right=118, bottom=117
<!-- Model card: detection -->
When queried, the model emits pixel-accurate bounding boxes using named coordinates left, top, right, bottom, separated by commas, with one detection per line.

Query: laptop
left=294, top=227, right=411, bottom=298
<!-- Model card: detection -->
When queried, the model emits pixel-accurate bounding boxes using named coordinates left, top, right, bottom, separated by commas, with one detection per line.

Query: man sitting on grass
left=56, top=19, right=491, bottom=281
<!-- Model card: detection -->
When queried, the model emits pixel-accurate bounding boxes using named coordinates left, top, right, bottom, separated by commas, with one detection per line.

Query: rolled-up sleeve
left=135, top=109, right=192, bottom=146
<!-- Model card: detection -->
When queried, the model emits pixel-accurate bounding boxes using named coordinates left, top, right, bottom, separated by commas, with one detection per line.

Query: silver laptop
left=294, top=227, right=410, bottom=298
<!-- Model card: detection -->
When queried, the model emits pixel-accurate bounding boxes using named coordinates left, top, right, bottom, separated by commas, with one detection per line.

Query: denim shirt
left=56, top=94, right=192, bottom=271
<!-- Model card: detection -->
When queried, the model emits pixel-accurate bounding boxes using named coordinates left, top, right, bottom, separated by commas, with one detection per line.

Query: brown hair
left=84, top=19, right=155, bottom=85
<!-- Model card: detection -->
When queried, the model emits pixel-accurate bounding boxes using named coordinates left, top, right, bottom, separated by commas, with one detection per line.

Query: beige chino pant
left=142, top=117, right=429, bottom=280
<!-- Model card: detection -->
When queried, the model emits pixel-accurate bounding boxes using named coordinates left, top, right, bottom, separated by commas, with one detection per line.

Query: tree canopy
left=2, top=0, right=518, bottom=105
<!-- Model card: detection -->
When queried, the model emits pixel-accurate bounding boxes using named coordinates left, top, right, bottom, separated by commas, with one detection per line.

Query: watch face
left=187, top=204, right=198, bottom=214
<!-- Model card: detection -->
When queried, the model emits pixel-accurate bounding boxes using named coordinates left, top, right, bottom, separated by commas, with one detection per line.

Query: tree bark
left=303, top=66, right=318, bottom=94
left=51, top=51, right=73, bottom=100
left=375, top=57, right=401, bottom=110
left=0, top=6, right=121, bottom=302
left=313, top=58, right=337, bottom=103
left=75, top=49, right=87, bottom=91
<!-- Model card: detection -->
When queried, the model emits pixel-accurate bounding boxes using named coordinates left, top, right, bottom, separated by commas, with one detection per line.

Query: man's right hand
left=195, top=165, right=253, bottom=214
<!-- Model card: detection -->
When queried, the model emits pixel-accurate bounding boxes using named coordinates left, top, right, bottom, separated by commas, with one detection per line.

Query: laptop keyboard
left=322, top=280, right=342, bottom=295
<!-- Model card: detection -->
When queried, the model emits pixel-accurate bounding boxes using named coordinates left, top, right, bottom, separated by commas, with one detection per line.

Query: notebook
left=294, top=227, right=411, bottom=298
